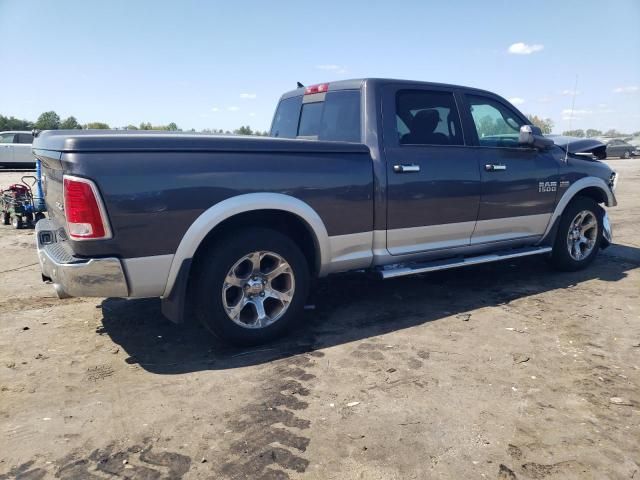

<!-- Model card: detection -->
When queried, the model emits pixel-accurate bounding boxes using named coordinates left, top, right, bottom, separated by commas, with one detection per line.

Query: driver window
left=467, top=95, right=524, bottom=148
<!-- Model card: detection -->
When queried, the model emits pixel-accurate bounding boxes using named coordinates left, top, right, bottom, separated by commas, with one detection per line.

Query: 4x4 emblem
left=538, top=181, right=557, bottom=193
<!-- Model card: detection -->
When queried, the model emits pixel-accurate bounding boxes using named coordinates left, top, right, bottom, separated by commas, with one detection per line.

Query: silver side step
left=379, top=246, right=553, bottom=279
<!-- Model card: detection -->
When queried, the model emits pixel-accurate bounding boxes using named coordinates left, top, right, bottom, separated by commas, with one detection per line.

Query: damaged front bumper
left=36, top=219, right=128, bottom=298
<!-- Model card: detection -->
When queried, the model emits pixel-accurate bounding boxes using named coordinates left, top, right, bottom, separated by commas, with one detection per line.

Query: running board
left=379, top=246, right=552, bottom=279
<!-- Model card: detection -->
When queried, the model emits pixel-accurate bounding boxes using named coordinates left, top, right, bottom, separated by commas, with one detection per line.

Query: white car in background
left=0, top=131, right=35, bottom=167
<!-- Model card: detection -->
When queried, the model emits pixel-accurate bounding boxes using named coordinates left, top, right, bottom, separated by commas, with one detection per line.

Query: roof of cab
left=278, top=78, right=499, bottom=100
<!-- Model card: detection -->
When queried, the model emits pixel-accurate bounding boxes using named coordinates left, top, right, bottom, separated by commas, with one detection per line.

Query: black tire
left=622, top=150, right=631, bottom=159
left=1, top=212, right=9, bottom=226
left=34, top=212, right=46, bottom=223
left=194, top=227, right=310, bottom=346
left=12, top=216, right=23, bottom=229
left=549, top=196, right=603, bottom=271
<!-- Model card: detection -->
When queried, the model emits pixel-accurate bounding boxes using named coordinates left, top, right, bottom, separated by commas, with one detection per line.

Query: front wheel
left=194, top=228, right=310, bottom=346
left=622, top=150, right=631, bottom=159
left=549, top=196, right=603, bottom=271
left=12, top=215, right=23, bottom=229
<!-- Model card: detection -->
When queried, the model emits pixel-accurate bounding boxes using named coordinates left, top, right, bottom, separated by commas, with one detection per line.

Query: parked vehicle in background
left=32, top=78, right=618, bottom=346
left=0, top=131, right=35, bottom=167
left=605, top=138, right=637, bottom=159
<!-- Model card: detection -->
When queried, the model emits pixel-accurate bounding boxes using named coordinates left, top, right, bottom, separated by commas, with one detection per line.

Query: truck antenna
left=565, top=74, right=579, bottom=163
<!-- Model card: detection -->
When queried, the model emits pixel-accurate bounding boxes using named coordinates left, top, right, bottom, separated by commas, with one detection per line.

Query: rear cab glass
left=270, top=89, right=362, bottom=143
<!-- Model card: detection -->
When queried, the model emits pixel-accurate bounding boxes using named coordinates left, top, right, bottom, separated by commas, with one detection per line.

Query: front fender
left=539, top=176, right=616, bottom=244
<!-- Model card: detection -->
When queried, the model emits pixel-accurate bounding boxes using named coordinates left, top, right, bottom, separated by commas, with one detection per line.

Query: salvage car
left=0, top=131, right=35, bottom=167
left=605, top=138, right=637, bottom=159
left=32, top=78, right=618, bottom=345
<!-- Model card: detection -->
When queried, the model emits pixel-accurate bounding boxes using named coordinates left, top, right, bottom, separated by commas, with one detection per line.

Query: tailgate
left=33, top=149, right=65, bottom=227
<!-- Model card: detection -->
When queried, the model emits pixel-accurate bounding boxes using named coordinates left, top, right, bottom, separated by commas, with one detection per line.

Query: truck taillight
left=63, top=176, right=111, bottom=240
left=304, top=83, right=329, bottom=95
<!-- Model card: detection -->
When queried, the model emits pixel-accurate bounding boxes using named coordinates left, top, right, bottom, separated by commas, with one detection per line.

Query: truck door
left=459, top=93, right=559, bottom=244
left=0, top=133, right=15, bottom=164
left=382, top=85, right=481, bottom=255
left=13, top=133, right=34, bottom=164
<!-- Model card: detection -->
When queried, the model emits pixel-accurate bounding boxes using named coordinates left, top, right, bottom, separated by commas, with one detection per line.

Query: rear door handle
left=393, top=164, right=420, bottom=173
left=485, top=164, right=507, bottom=172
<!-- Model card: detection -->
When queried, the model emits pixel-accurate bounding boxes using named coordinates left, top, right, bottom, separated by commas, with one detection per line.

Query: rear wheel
left=194, top=228, right=310, bottom=346
left=549, top=196, right=603, bottom=271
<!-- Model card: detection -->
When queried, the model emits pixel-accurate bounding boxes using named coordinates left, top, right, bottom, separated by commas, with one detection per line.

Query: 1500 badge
left=538, top=181, right=557, bottom=192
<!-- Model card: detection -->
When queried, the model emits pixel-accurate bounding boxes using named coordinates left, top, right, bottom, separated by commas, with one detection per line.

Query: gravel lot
left=0, top=159, right=638, bottom=479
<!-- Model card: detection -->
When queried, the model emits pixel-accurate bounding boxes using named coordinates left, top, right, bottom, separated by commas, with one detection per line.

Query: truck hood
left=32, top=130, right=369, bottom=154
left=548, top=135, right=607, bottom=160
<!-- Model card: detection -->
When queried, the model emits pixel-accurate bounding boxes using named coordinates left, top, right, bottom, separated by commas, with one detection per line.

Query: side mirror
left=519, top=125, right=554, bottom=150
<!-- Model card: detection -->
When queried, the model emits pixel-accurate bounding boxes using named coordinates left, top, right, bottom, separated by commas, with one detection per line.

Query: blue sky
left=1, top=0, right=639, bottom=133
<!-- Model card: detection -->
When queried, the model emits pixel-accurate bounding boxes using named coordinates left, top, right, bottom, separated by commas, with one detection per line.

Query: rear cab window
left=15, top=133, right=34, bottom=144
left=395, top=90, right=464, bottom=146
left=270, top=89, right=362, bottom=143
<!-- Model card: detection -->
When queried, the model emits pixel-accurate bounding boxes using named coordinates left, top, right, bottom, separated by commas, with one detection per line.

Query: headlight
left=609, top=171, right=619, bottom=192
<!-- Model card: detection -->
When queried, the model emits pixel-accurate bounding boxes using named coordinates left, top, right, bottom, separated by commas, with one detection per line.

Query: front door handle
left=485, top=164, right=507, bottom=172
left=393, top=164, right=420, bottom=173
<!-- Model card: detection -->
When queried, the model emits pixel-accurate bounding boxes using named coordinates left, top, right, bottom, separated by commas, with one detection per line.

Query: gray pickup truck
left=33, top=78, right=618, bottom=345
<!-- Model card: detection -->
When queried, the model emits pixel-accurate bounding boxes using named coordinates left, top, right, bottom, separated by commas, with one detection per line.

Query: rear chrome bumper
left=36, top=219, right=128, bottom=298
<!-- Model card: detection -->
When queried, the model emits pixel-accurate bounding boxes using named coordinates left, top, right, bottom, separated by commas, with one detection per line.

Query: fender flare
left=161, top=192, right=330, bottom=298
left=539, top=176, right=616, bottom=242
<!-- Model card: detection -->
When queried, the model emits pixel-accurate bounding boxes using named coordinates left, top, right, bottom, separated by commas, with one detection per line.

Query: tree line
left=560, top=128, right=639, bottom=138
left=0, top=111, right=269, bottom=136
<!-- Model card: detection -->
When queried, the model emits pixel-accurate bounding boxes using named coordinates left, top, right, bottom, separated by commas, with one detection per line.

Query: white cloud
left=240, top=93, right=257, bottom=99
left=536, top=96, right=552, bottom=103
left=508, top=97, right=525, bottom=105
left=561, top=108, right=592, bottom=121
left=561, top=89, right=581, bottom=96
left=211, top=107, right=220, bottom=112
left=227, top=106, right=240, bottom=112
left=561, top=109, right=592, bottom=116
left=613, top=85, right=639, bottom=94
left=315, top=64, right=348, bottom=74
left=507, top=42, right=544, bottom=55
left=249, top=112, right=256, bottom=117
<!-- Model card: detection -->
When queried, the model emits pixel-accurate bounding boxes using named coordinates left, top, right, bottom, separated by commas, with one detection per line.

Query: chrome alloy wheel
left=222, top=251, right=295, bottom=329
left=566, top=210, right=598, bottom=261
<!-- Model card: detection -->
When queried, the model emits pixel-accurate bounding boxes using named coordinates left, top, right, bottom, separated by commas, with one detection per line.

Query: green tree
left=60, top=116, right=81, bottom=129
left=585, top=129, right=602, bottom=138
left=562, top=129, right=585, bottom=137
left=35, top=111, right=61, bottom=130
left=166, top=122, right=179, bottom=131
left=234, top=125, right=254, bottom=135
left=125, top=124, right=138, bottom=130
left=85, top=122, right=110, bottom=129
left=526, top=114, right=554, bottom=134
left=604, top=129, right=619, bottom=137
left=0, top=114, right=33, bottom=131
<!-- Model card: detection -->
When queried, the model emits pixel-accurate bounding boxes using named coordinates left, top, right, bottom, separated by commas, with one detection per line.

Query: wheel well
left=574, top=186, right=608, bottom=206
left=190, top=209, right=319, bottom=277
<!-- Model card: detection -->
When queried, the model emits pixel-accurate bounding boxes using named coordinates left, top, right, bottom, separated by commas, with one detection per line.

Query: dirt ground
left=0, top=159, right=638, bottom=480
